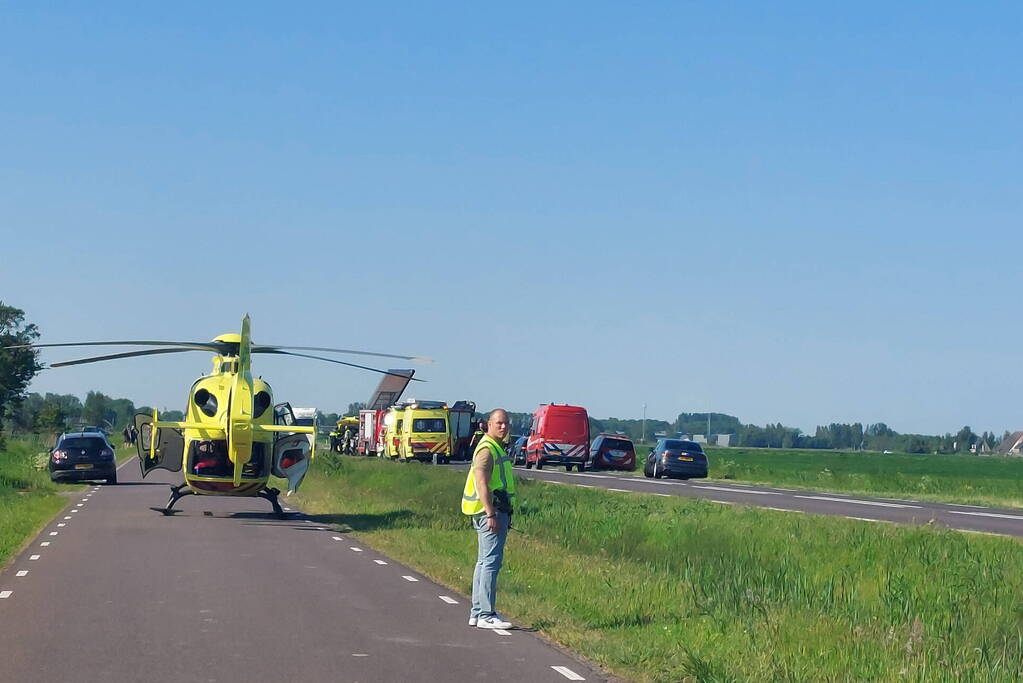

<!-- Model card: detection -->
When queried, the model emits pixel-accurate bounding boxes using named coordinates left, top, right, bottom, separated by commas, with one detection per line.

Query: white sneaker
left=468, top=616, right=478, bottom=626
left=476, top=615, right=512, bottom=629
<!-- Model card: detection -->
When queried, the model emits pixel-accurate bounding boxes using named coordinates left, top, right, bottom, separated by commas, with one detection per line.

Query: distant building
left=716, top=434, right=734, bottom=447
left=997, top=432, right=1023, bottom=456
left=692, top=434, right=707, bottom=443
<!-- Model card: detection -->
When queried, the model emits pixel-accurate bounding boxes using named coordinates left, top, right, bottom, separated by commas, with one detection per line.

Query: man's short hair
left=487, top=409, right=508, bottom=422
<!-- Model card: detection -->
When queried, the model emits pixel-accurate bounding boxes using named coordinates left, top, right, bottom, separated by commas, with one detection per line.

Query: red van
left=526, top=404, right=590, bottom=472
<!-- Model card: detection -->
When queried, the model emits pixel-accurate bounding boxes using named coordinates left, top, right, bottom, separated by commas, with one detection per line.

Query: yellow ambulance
left=398, top=400, right=452, bottom=464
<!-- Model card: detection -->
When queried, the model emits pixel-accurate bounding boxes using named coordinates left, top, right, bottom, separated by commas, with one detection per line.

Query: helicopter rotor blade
left=49, top=348, right=208, bottom=368
left=254, top=349, right=425, bottom=381
left=3, top=340, right=223, bottom=352
left=253, top=345, right=433, bottom=364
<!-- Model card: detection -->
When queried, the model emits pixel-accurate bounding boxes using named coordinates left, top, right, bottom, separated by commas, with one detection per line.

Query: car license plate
left=678, top=456, right=693, bottom=461
left=75, top=463, right=93, bottom=470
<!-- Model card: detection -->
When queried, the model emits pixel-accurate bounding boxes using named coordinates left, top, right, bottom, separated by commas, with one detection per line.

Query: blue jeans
left=470, top=511, right=509, bottom=619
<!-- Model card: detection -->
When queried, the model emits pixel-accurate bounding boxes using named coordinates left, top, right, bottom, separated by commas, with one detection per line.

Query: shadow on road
left=306, top=510, right=417, bottom=533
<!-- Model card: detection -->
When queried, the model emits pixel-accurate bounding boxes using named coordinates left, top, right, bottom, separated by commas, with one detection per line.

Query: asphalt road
left=501, top=464, right=1023, bottom=538
left=0, top=459, right=609, bottom=683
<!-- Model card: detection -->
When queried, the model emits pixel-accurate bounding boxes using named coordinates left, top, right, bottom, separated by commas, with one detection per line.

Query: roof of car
left=596, top=433, right=633, bottom=441
left=659, top=438, right=701, bottom=447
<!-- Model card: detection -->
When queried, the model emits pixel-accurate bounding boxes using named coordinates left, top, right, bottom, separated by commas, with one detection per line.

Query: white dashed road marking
left=49, top=532, right=58, bottom=536
left=29, top=555, right=40, bottom=560
left=948, top=510, right=1023, bottom=521
left=847, top=517, right=893, bottom=523
left=63, top=516, right=71, bottom=520
left=493, top=629, right=511, bottom=635
left=332, top=536, right=343, bottom=541
left=693, top=485, right=781, bottom=496
left=439, top=596, right=458, bottom=604
left=75, top=504, right=83, bottom=507
left=796, top=495, right=919, bottom=509
left=654, top=493, right=671, bottom=497
left=16, top=571, right=28, bottom=577
left=374, top=560, right=388, bottom=565
left=607, top=488, right=629, bottom=493
left=40, top=542, right=50, bottom=547
left=0, top=591, right=12, bottom=599
left=57, top=523, right=65, bottom=528
left=766, top=507, right=804, bottom=513
left=349, top=547, right=363, bottom=552
left=575, top=484, right=593, bottom=488
left=552, top=665, right=585, bottom=680
left=402, top=576, right=419, bottom=582
left=710, top=500, right=734, bottom=505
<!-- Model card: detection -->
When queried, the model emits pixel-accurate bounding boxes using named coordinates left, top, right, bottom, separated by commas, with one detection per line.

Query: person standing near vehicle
left=461, top=409, right=516, bottom=629
left=468, top=420, right=486, bottom=455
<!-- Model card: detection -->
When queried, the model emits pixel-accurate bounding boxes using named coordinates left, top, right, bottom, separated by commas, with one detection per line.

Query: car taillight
left=52, top=450, right=67, bottom=461
left=101, top=448, right=115, bottom=459
left=661, top=452, right=669, bottom=463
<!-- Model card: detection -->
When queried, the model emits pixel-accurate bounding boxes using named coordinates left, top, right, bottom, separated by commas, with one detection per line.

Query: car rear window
left=59, top=437, right=106, bottom=450
left=602, top=438, right=633, bottom=451
left=663, top=440, right=703, bottom=453
left=412, top=418, right=446, bottom=433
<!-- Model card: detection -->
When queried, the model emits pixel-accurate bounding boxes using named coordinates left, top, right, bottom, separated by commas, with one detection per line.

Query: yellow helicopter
left=9, top=315, right=423, bottom=517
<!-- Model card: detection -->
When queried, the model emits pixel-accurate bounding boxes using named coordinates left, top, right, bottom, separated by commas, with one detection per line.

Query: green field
left=289, top=455, right=1023, bottom=682
left=620, top=445, right=1023, bottom=509
left=0, top=436, right=133, bottom=569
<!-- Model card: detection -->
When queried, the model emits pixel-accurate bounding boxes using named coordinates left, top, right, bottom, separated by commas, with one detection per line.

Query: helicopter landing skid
left=258, top=487, right=286, bottom=519
left=155, top=483, right=194, bottom=515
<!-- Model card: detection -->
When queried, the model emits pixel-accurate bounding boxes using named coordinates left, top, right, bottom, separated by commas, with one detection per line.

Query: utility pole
left=642, top=403, right=647, bottom=444
left=707, top=411, right=711, bottom=441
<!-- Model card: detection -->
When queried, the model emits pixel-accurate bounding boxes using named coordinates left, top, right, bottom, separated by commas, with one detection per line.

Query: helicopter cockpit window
left=253, top=391, right=272, bottom=419
left=193, top=389, right=219, bottom=417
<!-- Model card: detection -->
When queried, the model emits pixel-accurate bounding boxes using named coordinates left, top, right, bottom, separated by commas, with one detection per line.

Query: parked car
left=49, top=431, right=118, bottom=484
left=508, top=435, right=528, bottom=465
left=588, top=434, right=636, bottom=471
left=643, top=438, right=708, bottom=479
left=526, top=404, right=590, bottom=472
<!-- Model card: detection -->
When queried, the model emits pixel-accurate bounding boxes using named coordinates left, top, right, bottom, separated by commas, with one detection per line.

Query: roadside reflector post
left=432, top=452, right=438, bottom=466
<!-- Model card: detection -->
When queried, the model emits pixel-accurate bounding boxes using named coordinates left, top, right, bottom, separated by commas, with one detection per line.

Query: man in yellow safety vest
left=461, top=408, right=516, bottom=629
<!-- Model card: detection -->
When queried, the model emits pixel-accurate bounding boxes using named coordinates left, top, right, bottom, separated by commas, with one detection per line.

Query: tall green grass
left=0, top=438, right=66, bottom=568
left=291, top=456, right=1023, bottom=681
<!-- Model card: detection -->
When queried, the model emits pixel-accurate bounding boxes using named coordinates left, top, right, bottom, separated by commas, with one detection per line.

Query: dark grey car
left=49, top=432, right=118, bottom=484
left=643, top=438, right=708, bottom=479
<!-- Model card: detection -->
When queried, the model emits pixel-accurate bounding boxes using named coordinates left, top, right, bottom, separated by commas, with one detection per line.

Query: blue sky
left=2, top=2, right=1020, bottom=435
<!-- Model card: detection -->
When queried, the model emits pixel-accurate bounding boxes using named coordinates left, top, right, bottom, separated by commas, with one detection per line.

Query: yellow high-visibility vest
left=461, top=435, right=516, bottom=516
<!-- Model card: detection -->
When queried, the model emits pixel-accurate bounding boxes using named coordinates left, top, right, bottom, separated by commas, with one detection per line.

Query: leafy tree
left=37, top=399, right=66, bottom=433
left=161, top=409, right=184, bottom=421
left=0, top=303, right=42, bottom=447
left=82, top=391, right=113, bottom=428
left=345, top=402, right=367, bottom=416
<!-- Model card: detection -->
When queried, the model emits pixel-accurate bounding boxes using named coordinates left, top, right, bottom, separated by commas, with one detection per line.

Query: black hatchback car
left=49, top=432, right=118, bottom=484
left=643, top=438, right=708, bottom=479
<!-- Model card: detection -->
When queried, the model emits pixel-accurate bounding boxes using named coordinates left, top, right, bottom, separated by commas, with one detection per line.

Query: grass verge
left=290, top=455, right=1023, bottom=682
left=0, top=438, right=67, bottom=569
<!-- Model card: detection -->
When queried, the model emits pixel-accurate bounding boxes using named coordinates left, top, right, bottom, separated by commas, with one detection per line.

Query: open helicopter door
left=272, top=433, right=311, bottom=494
left=134, top=413, right=184, bottom=477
